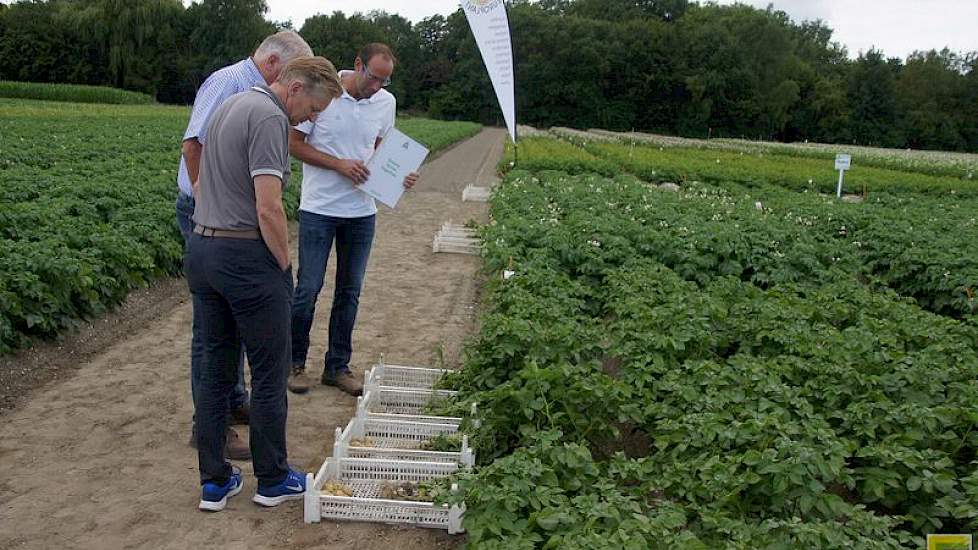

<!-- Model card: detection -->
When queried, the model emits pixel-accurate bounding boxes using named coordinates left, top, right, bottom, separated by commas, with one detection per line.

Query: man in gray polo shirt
left=176, top=30, right=313, bottom=460
left=185, top=57, right=342, bottom=512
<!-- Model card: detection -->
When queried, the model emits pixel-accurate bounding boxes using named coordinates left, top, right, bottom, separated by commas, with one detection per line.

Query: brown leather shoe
left=288, top=366, right=311, bottom=394
left=322, top=370, right=363, bottom=396
left=229, top=403, right=250, bottom=425
left=224, top=427, right=250, bottom=460
left=189, top=426, right=251, bottom=461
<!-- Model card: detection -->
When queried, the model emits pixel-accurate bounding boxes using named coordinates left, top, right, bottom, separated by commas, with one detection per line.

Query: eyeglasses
left=362, top=66, right=391, bottom=87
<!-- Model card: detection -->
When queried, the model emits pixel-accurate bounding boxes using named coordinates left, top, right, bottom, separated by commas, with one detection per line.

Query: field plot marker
left=835, top=153, right=851, bottom=197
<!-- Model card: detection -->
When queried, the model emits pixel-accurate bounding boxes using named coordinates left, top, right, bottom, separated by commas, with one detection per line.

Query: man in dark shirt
left=186, top=57, right=342, bottom=512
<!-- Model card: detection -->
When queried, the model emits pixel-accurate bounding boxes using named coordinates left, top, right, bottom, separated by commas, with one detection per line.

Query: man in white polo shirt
left=287, top=43, right=418, bottom=396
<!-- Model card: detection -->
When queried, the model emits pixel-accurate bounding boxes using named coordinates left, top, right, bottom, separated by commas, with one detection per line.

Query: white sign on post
left=835, top=154, right=851, bottom=197
left=835, top=154, right=851, bottom=171
left=462, top=0, right=517, bottom=144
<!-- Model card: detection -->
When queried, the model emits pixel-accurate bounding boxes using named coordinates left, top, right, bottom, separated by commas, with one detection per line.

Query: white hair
left=254, top=31, right=313, bottom=64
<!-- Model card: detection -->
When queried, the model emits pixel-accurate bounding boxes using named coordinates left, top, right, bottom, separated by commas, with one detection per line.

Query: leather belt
left=193, top=224, right=260, bottom=240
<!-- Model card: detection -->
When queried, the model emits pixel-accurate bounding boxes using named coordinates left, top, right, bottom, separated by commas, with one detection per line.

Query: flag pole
left=508, top=0, right=518, bottom=168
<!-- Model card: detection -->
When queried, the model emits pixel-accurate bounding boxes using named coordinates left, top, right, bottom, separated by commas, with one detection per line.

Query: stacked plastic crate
left=304, top=359, right=471, bottom=534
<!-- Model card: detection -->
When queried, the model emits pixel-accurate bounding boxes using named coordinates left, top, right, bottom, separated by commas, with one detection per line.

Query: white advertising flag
left=462, top=0, right=517, bottom=143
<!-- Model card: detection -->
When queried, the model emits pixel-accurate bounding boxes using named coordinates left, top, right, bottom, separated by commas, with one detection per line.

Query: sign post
left=835, top=154, right=851, bottom=198
left=462, top=0, right=517, bottom=145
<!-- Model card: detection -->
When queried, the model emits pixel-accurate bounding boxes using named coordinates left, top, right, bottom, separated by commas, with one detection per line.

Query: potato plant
left=448, top=169, right=978, bottom=548
left=0, top=99, right=480, bottom=353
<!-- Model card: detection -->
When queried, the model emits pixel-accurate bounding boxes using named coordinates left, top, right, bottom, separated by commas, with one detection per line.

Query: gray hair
left=277, top=57, right=343, bottom=99
left=254, top=31, right=313, bottom=64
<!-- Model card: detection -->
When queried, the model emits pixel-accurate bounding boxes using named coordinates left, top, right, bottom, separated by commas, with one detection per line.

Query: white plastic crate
left=356, top=404, right=482, bottom=431
left=365, top=362, right=451, bottom=390
left=356, top=392, right=478, bottom=427
left=304, top=457, right=465, bottom=533
left=462, top=184, right=491, bottom=202
left=360, top=384, right=458, bottom=417
left=333, top=416, right=475, bottom=466
left=433, top=222, right=480, bottom=255
left=359, top=408, right=463, bottom=425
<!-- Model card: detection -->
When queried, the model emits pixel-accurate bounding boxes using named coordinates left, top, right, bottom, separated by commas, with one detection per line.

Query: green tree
left=184, top=0, right=277, bottom=87
left=68, top=0, right=185, bottom=95
left=0, top=0, right=975, bottom=151
left=896, top=49, right=967, bottom=151
left=962, top=53, right=978, bottom=152
left=415, top=14, right=454, bottom=97
left=847, top=49, right=904, bottom=147
left=675, top=4, right=808, bottom=139
left=809, top=76, right=852, bottom=143
left=0, top=0, right=109, bottom=85
left=299, top=10, right=421, bottom=109
left=539, top=0, right=689, bottom=21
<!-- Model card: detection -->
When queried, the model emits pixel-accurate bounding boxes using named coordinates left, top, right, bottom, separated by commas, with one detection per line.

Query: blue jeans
left=185, top=233, right=293, bottom=487
left=290, top=210, right=376, bottom=377
left=175, top=192, right=248, bottom=419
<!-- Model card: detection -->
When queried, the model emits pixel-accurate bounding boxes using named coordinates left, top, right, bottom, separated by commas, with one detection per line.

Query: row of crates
left=304, top=361, right=471, bottom=533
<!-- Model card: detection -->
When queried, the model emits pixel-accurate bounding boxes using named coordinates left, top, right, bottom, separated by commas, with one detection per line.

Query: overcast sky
left=259, top=0, right=978, bottom=60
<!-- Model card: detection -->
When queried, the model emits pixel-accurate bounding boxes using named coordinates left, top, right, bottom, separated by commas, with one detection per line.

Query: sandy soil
left=0, top=128, right=506, bottom=550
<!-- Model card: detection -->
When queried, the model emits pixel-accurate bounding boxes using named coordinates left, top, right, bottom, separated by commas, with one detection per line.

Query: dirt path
left=0, top=128, right=506, bottom=550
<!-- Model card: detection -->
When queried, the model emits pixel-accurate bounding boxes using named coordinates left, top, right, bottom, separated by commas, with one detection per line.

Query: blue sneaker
left=199, top=467, right=244, bottom=512
left=252, top=468, right=306, bottom=507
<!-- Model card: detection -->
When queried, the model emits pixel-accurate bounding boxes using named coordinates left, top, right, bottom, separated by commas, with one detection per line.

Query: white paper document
left=359, top=128, right=429, bottom=209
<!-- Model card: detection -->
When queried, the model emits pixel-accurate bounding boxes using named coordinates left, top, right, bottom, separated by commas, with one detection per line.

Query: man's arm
left=289, top=128, right=370, bottom=185
left=255, top=175, right=289, bottom=270
left=182, top=138, right=203, bottom=196
left=182, top=72, right=237, bottom=194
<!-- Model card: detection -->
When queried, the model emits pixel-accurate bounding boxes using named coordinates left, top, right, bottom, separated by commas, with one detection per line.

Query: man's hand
left=335, top=159, right=370, bottom=185
left=255, top=175, right=289, bottom=270
left=403, top=172, right=419, bottom=190
left=289, top=129, right=368, bottom=185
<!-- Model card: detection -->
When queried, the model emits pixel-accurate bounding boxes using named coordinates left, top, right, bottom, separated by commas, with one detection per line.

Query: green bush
left=0, top=81, right=155, bottom=105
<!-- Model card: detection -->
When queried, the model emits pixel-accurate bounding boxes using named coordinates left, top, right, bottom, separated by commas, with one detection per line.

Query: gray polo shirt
left=193, top=85, right=291, bottom=231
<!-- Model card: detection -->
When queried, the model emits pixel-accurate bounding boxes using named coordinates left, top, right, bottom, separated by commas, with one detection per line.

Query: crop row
left=444, top=170, right=978, bottom=548
left=0, top=98, right=480, bottom=354
left=394, top=117, right=482, bottom=154
left=579, top=127, right=978, bottom=179
left=0, top=81, right=156, bottom=105
left=510, top=137, right=978, bottom=197
left=501, top=143, right=978, bottom=320
left=0, top=100, right=188, bottom=353
left=578, top=136, right=978, bottom=196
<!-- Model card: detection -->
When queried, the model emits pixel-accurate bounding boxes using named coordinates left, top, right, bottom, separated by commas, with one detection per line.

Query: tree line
left=1, top=0, right=976, bottom=152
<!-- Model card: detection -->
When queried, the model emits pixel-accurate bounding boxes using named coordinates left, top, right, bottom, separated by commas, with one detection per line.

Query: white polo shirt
left=295, top=70, right=396, bottom=218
